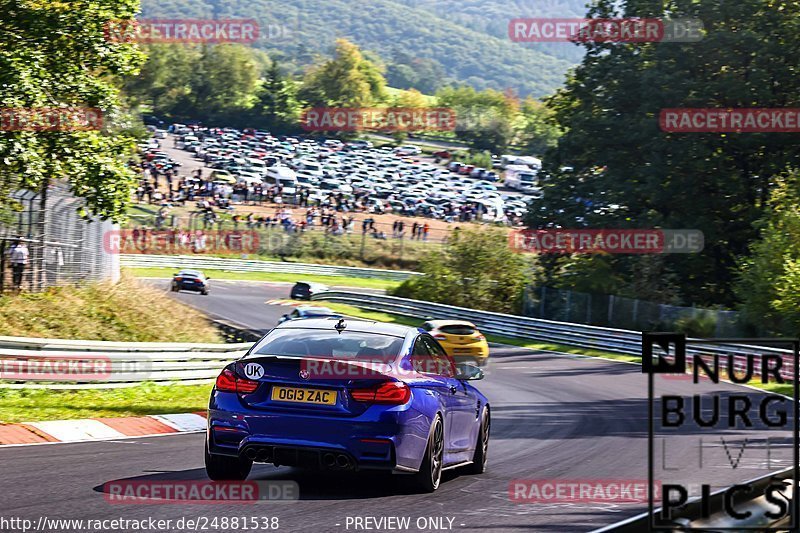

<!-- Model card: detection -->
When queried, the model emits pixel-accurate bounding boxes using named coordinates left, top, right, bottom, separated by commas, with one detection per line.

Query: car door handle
left=449, top=385, right=457, bottom=395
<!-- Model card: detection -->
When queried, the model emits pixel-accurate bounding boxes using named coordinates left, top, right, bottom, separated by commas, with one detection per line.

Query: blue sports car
left=205, top=318, right=490, bottom=492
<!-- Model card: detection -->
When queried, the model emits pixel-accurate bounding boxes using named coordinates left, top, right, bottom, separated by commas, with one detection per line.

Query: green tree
left=299, top=39, right=387, bottom=108
left=392, top=227, right=533, bottom=313
left=388, top=88, right=429, bottom=142
left=736, top=171, right=800, bottom=335
left=436, top=86, right=516, bottom=153
left=190, top=44, right=260, bottom=122
left=0, top=0, right=145, bottom=220
left=528, top=0, right=800, bottom=307
left=255, top=61, right=303, bottom=132
left=517, top=98, right=562, bottom=156
left=124, top=44, right=200, bottom=115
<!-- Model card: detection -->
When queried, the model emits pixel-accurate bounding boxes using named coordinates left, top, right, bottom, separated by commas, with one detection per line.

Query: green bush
left=392, top=227, right=534, bottom=313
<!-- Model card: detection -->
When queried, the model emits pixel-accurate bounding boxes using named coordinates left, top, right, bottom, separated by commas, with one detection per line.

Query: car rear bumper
left=207, top=398, right=430, bottom=472
left=441, top=343, right=490, bottom=361
left=175, top=282, right=206, bottom=292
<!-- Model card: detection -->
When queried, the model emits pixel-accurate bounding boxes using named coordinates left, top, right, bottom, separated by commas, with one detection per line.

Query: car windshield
left=249, top=329, right=404, bottom=361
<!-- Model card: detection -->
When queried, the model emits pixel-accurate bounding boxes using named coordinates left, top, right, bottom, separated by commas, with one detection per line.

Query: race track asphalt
left=0, top=280, right=792, bottom=532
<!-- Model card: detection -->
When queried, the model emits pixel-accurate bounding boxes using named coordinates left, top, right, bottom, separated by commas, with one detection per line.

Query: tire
left=205, top=442, right=252, bottom=481
left=412, top=415, right=444, bottom=492
left=465, top=410, right=489, bottom=475
left=171, top=285, right=178, bottom=292
left=201, top=289, right=209, bottom=296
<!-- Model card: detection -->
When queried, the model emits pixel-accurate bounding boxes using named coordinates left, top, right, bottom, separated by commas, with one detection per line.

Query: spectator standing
left=8, top=238, right=29, bottom=291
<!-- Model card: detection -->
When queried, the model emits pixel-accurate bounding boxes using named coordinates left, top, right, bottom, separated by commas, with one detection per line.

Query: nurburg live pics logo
left=643, top=332, right=800, bottom=530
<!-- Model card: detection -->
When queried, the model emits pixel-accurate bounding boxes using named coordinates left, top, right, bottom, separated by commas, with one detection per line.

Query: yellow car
left=421, top=320, right=490, bottom=366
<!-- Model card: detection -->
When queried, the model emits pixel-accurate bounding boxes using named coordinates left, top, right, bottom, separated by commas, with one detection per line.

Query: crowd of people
left=133, top=157, right=452, bottom=242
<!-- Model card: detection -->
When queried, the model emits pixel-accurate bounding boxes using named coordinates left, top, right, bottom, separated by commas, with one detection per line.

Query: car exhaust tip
left=256, top=449, right=270, bottom=462
left=336, top=454, right=351, bottom=469
left=323, top=453, right=336, bottom=467
left=244, top=448, right=257, bottom=460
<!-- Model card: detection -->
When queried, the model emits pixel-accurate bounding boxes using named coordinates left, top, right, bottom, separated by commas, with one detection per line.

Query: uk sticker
left=243, top=363, right=265, bottom=380
left=644, top=333, right=799, bottom=530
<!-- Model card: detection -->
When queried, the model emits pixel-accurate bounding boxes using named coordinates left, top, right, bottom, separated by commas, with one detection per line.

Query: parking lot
left=139, top=127, right=541, bottom=231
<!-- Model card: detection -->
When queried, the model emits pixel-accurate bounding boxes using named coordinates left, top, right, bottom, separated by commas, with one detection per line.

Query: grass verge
left=0, top=274, right=222, bottom=342
left=126, top=267, right=401, bottom=291
left=0, top=383, right=212, bottom=424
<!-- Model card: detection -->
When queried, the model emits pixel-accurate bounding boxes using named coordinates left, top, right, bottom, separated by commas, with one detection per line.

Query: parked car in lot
left=395, top=145, right=422, bottom=156
left=458, top=165, right=475, bottom=175
left=290, top=281, right=329, bottom=300
left=171, top=270, right=210, bottom=295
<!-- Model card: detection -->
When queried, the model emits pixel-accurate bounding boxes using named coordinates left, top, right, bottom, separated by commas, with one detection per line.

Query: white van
left=265, top=165, right=298, bottom=196
left=505, top=165, right=539, bottom=193
left=516, top=156, right=543, bottom=170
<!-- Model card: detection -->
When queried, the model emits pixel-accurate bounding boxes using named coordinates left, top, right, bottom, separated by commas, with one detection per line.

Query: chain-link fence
left=0, top=182, right=119, bottom=293
left=522, top=286, right=743, bottom=337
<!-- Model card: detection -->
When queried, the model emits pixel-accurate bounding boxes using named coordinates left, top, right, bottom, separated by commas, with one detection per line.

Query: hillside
left=139, top=0, right=591, bottom=97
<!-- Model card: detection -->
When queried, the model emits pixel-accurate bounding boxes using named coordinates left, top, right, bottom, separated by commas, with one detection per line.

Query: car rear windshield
left=439, top=325, right=476, bottom=335
left=249, top=329, right=404, bottom=361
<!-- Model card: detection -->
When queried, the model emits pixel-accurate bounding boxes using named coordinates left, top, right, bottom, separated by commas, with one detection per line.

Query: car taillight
left=175, top=277, right=183, bottom=282
left=215, top=369, right=259, bottom=394
left=349, top=381, right=410, bottom=405
left=475, top=334, right=486, bottom=341
left=433, top=334, right=447, bottom=340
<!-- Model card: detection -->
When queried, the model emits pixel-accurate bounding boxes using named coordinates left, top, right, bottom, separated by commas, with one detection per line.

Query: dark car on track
left=171, top=269, right=210, bottom=295
left=205, top=318, right=490, bottom=492
left=290, top=281, right=329, bottom=300
left=278, top=306, right=342, bottom=325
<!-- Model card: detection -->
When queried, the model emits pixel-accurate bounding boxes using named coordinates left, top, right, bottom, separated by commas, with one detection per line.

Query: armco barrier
left=311, top=291, right=797, bottom=377
left=120, top=254, right=420, bottom=282
left=0, top=337, right=252, bottom=390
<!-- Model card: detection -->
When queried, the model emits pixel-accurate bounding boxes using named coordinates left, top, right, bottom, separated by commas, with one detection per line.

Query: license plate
left=271, top=386, right=337, bottom=405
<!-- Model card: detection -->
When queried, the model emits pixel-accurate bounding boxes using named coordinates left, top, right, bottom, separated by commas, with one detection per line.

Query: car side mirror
left=456, top=363, right=484, bottom=381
